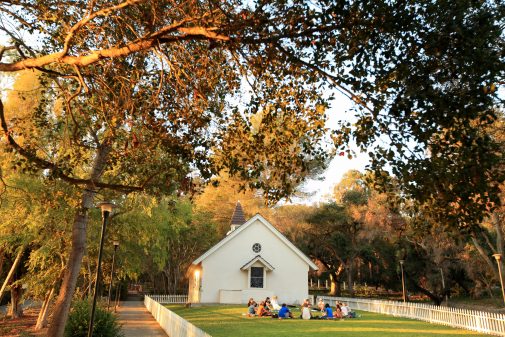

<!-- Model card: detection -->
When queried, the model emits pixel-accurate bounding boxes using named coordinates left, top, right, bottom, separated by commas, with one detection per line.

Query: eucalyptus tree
left=0, top=1, right=503, bottom=335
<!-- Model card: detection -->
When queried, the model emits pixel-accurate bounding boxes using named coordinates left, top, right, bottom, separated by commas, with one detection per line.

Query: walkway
left=118, top=300, right=168, bottom=337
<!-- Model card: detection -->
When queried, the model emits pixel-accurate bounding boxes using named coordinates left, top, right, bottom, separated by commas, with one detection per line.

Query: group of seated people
left=317, top=299, right=355, bottom=319
left=247, top=296, right=288, bottom=318
left=247, top=297, right=355, bottom=320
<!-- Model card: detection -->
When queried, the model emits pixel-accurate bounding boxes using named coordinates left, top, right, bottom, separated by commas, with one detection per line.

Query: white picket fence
left=144, top=295, right=212, bottom=337
left=319, top=296, right=505, bottom=336
left=149, top=294, right=189, bottom=304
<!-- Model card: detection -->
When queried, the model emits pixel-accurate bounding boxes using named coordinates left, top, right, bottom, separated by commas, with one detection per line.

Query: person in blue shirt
left=278, top=303, right=292, bottom=319
left=322, top=303, right=333, bottom=319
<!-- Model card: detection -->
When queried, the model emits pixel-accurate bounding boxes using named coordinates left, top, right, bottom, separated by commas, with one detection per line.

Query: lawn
left=166, top=305, right=490, bottom=337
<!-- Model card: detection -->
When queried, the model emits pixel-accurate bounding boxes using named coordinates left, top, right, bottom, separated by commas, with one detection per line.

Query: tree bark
left=329, top=264, right=345, bottom=296
left=0, top=246, right=25, bottom=303
left=9, top=283, right=23, bottom=318
left=406, top=274, right=442, bottom=305
left=347, top=257, right=355, bottom=297
left=0, top=248, right=5, bottom=278
left=36, top=286, right=55, bottom=329
left=47, top=144, right=110, bottom=337
left=493, top=213, right=504, bottom=256
left=470, top=234, right=499, bottom=279
left=36, top=266, right=65, bottom=330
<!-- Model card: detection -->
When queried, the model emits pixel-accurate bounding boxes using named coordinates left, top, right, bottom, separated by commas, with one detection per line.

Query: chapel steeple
left=228, top=201, right=246, bottom=234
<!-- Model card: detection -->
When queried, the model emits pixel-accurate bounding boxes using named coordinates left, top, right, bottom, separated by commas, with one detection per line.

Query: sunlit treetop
left=0, top=0, right=503, bottom=228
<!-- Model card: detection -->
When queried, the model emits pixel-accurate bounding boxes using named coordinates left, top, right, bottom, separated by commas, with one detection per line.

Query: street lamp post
left=492, top=253, right=505, bottom=306
left=107, top=240, right=119, bottom=311
left=88, top=202, right=114, bottom=337
left=399, top=260, right=406, bottom=303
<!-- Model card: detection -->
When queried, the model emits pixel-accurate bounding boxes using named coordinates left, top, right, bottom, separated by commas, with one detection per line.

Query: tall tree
left=0, top=1, right=504, bottom=334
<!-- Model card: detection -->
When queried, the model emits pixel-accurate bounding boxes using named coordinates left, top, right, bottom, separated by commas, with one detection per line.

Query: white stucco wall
left=198, top=218, right=310, bottom=305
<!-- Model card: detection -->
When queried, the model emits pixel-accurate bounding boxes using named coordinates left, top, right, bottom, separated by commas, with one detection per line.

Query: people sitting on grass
left=340, top=302, right=349, bottom=317
left=264, top=297, right=273, bottom=313
left=321, top=303, right=334, bottom=319
left=344, top=303, right=357, bottom=318
left=318, top=298, right=325, bottom=312
left=247, top=301, right=257, bottom=317
left=247, top=298, right=255, bottom=307
left=270, top=295, right=281, bottom=310
left=301, top=302, right=311, bottom=320
left=333, top=303, right=343, bottom=319
left=278, top=303, right=293, bottom=319
left=257, top=301, right=272, bottom=317
left=302, top=298, right=311, bottom=308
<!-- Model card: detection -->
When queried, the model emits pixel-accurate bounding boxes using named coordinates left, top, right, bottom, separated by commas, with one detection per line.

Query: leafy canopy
left=0, top=0, right=503, bottom=224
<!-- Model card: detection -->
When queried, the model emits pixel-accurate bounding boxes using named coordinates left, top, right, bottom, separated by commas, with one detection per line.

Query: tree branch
left=274, top=42, right=374, bottom=114
left=0, top=99, right=142, bottom=192
left=0, top=23, right=228, bottom=72
left=61, top=0, right=145, bottom=57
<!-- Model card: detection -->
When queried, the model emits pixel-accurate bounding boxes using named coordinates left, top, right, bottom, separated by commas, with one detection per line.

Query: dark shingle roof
left=230, top=201, right=246, bottom=226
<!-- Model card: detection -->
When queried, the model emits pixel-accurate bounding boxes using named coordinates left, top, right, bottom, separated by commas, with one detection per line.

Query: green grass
left=166, top=305, right=490, bottom=337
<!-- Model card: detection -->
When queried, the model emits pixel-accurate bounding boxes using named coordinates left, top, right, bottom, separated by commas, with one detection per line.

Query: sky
left=296, top=94, right=369, bottom=204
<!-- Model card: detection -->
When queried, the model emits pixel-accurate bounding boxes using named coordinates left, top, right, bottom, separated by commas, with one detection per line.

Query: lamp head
left=97, top=201, right=115, bottom=215
left=399, top=259, right=405, bottom=265
left=113, top=240, right=120, bottom=247
left=493, top=253, right=503, bottom=261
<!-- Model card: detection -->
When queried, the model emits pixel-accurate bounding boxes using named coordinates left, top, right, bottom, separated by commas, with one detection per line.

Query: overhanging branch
left=0, top=99, right=142, bottom=193
left=0, top=24, right=229, bottom=72
left=274, top=43, right=374, bottom=114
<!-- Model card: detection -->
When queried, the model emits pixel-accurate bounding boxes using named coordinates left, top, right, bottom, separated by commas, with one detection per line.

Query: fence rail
left=319, top=296, right=505, bottom=336
left=148, top=294, right=188, bottom=304
left=144, top=295, right=212, bottom=337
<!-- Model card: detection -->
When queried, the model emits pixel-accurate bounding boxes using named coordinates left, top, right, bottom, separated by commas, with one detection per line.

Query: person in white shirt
left=301, top=302, right=311, bottom=320
left=340, top=302, right=349, bottom=317
left=270, top=295, right=281, bottom=310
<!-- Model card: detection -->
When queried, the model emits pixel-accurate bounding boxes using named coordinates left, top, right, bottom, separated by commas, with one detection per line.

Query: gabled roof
left=240, top=255, right=275, bottom=271
left=193, top=213, right=318, bottom=270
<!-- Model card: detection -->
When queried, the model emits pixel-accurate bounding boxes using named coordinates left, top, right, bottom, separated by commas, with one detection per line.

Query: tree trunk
left=470, top=234, right=499, bottom=279
left=47, top=144, right=110, bottom=337
left=36, top=266, right=65, bottom=330
left=9, top=283, right=23, bottom=318
left=0, top=246, right=25, bottom=302
left=0, top=248, right=5, bottom=278
left=329, top=273, right=337, bottom=296
left=36, top=286, right=55, bottom=329
left=493, top=213, right=504, bottom=256
left=347, top=258, right=355, bottom=297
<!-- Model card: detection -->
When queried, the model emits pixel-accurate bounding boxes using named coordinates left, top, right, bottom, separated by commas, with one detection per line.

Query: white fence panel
left=319, top=296, right=505, bottom=336
left=149, top=294, right=189, bottom=304
left=145, top=295, right=212, bottom=337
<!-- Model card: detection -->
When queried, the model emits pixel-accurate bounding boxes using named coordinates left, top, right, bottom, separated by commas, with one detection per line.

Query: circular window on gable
left=252, top=243, right=262, bottom=253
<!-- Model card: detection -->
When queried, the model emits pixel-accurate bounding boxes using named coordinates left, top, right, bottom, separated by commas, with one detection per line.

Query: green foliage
left=65, top=300, right=123, bottom=337
left=93, top=196, right=218, bottom=293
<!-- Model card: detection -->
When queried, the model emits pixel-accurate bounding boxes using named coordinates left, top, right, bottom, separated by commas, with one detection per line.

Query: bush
left=65, top=300, right=123, bottom=337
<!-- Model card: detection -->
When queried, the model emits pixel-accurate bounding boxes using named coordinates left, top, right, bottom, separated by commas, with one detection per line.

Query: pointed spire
left=230, top=200, right=246, bottom=226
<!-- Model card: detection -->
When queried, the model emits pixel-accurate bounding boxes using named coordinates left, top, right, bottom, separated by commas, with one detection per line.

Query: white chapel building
left=188, top=202, right=318, bottom=305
